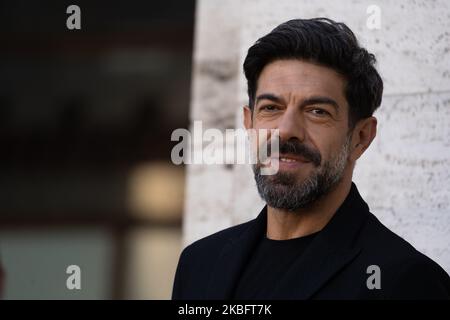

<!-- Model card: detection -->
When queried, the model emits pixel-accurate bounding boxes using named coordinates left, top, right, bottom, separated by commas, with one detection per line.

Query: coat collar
left=205, top=182, right=370, bottom=299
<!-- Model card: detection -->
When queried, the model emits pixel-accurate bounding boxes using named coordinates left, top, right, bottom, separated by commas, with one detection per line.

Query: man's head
left=243, top=18, right=383, bottom=211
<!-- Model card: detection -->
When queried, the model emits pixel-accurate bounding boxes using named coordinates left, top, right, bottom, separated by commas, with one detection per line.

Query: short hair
left=243, top=18, right=383, bottom=128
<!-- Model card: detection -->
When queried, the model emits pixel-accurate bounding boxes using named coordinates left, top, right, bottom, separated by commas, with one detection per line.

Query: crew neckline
left=264, top=230, right=319, bottom=244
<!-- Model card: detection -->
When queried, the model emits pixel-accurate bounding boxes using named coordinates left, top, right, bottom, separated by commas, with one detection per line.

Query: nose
left=277, top=106, right=306, bottom=142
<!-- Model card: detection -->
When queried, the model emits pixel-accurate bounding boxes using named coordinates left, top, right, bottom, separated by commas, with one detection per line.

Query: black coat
left=172, top=183, right=450, bottom=299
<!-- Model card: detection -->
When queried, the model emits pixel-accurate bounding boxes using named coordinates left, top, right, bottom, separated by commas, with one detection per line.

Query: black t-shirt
left=232, top=232, right=318, bottom=299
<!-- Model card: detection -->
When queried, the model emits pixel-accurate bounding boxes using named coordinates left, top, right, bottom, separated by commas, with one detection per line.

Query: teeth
left=280, top=157, right=297, bottom=162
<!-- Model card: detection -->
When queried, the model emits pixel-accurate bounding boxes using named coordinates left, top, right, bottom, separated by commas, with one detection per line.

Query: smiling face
left=244, top=59, right=355, bottom=210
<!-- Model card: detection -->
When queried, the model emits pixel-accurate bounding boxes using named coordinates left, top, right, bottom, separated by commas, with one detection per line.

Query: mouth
left=273, top=153, right=311, bottom=163
left=267, top=153, right=312, bottom=170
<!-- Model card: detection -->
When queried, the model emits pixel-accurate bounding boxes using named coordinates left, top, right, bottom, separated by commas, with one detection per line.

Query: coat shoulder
left=181, top=218, right=255, bottom=261
left=361, top=213, right=442, bottom=264
left=172, top=218, right=257, bottom=299
left=359, top=213, right=450, bottom=298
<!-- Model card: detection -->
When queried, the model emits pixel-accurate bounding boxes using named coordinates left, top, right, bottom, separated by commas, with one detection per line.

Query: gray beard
left=253, top=136, right=351, bottom=211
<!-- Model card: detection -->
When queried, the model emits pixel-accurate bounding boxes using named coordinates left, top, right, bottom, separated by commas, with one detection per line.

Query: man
left=172, top=18, right=450, bottom=299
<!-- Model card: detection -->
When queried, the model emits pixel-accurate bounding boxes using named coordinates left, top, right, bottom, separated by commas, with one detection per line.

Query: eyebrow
left=255, top=93, right=284, bottom=105
left=255, top=93, right=340, bottom=112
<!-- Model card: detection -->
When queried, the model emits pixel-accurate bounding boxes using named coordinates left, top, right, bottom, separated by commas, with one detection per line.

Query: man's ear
left=349, top=116, right=377, bottom=162
left=243, top=105, right=253, bottom=129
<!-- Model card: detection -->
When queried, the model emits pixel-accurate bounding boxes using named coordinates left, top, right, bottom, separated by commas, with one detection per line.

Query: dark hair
left=243, top=18, right=383, bottom=128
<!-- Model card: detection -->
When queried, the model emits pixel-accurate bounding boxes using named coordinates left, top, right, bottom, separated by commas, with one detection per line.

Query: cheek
left=253, top=114, right=281, bottom=129
left=251, top=122, right=279, bottom=145
left=248, top=128, right=277, bottom=158
left=327, top=136, right=350, bottom=162
left=310, top=131, right=344, bottom=163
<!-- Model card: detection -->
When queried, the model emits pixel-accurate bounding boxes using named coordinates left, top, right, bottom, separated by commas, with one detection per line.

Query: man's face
left=244, top=59, right=353, bottom=210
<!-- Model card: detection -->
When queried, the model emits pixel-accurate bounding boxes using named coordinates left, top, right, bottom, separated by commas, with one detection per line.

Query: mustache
left=267, top=139, right=322, bottom=167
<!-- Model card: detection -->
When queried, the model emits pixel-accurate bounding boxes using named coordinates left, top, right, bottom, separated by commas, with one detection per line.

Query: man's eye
left=310, top=108, right=330, bottom=116
left=261, top=105, right=277, bottom=111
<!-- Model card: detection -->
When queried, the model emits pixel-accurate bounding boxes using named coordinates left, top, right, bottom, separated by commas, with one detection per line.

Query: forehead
left=256, top=59, right=347, bottom=103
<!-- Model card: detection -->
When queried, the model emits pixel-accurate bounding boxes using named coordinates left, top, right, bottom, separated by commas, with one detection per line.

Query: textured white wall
left=183, top=0, right=450, bottom=272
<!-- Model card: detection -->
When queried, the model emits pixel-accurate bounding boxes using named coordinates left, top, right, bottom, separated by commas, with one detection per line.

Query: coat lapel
left=205, top=207, right=267, bottom=299
left=271, top=183, right=370, bottom=299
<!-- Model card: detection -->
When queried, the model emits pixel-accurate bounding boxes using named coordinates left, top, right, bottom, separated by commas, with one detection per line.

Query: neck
left=266, top=175, right=352, bottom=240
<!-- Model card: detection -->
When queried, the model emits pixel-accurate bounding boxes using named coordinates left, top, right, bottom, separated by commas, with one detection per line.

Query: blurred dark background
left=0, top=0, right=195, bottom=299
